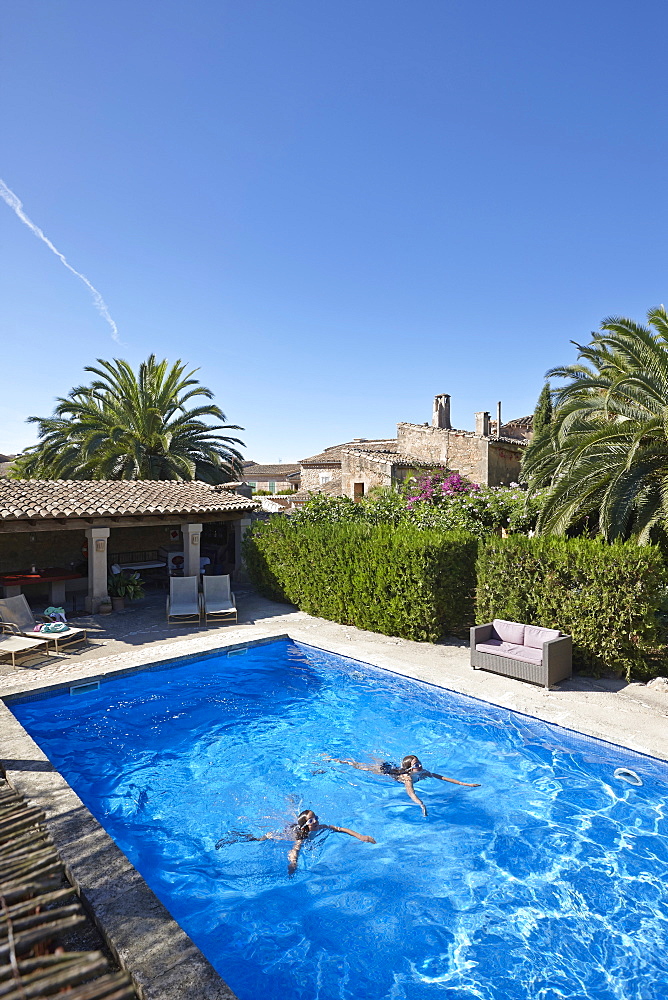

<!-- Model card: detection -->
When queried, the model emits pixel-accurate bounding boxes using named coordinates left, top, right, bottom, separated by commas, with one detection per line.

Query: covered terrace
left=0, top=480, right=257, bottom=612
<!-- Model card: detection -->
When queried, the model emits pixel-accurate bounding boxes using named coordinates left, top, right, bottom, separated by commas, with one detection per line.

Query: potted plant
left=107, top=571, right=144, bottom=612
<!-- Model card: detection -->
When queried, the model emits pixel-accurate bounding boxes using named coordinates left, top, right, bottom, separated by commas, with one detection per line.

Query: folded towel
left=44, top=606, right=68, bottom=623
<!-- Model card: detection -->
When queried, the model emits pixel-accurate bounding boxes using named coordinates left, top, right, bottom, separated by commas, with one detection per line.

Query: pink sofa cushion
left=492, top=619, right=525, bottom=645
left=524, top=625, right=560, bottom=649
left=476, top=640, right=543, bottom=665
left=476, top=639, right=514, bottom=656
left=504, top=643, right=543, bottom=664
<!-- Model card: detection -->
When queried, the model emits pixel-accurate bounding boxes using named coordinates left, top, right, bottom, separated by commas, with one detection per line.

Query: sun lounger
left=202, top=575, right=237, bottom=625
left=166, top=576, right=201, bottom=624
left=0, top=622, right=50, bottom=667
left=0, top=595, right=88, bottom=653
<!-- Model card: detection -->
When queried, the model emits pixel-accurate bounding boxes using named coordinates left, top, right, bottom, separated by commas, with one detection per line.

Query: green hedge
left=476, top=535, right=667, bottom=679
left=243, top=518, right=478, bottom=642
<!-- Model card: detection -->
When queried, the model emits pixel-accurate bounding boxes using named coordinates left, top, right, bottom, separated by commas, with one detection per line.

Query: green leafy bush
left=476, top=535, right=667, bottom=679
left=243, top=518, right=478, bottom=641
left=292, top=484, right=545, bottom=538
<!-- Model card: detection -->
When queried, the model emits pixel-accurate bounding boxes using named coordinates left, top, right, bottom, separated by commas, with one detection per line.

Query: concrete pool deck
left=1, top=588, right=668, bottom=999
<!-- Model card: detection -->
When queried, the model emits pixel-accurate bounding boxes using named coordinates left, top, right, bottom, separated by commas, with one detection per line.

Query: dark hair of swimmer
left=401, top=755, right=422, bottom=771
left=296, top=809, right=318, bottom=840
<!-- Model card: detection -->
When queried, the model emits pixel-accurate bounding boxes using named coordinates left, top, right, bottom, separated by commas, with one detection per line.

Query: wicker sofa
left=470, top=618, right=572, bottom=689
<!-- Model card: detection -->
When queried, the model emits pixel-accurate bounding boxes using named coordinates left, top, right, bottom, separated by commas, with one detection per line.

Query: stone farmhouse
left=242, top=462, right=300, bottom=493
left=291, top=394, right=531, bottom=503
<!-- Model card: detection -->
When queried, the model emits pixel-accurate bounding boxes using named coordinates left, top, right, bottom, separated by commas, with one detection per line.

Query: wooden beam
left=0, top=510, right=251, bottom=534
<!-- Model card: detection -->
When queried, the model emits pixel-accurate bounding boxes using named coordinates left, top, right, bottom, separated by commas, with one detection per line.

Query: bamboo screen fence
left=0, top=776, right=137, bottom=999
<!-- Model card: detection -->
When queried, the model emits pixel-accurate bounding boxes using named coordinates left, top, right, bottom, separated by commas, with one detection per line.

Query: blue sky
left=2, top=1, right=667, bottom=463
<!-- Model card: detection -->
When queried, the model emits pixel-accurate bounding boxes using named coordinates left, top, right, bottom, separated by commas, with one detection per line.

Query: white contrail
left=0, top=178, right=120, bottom=343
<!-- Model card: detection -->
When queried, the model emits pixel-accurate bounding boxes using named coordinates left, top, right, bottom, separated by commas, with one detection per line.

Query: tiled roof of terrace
left=0, top=480, right=257, bottom=522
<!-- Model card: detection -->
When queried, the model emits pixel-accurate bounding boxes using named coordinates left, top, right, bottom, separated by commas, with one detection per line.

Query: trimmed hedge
left=243, top=518, right=478, bottom=642
left=476, top=535, right=667, bottom=679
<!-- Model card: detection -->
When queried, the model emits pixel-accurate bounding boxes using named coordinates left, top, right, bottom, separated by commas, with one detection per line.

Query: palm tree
left=13, top=355, right=245, bottom=482
left=523, top=307, right=668, bottom=543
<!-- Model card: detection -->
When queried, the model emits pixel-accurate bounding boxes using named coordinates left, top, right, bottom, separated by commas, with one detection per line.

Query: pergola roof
left=0, top=480, right=257, bottom=523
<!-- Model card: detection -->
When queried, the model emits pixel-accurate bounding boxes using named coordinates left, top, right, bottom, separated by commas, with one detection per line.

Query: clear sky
left=2, top=1, right=667, bottom=463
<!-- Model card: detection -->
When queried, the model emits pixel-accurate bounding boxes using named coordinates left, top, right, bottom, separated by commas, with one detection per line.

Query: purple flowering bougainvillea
left=407, top=471, right=480, bottom=507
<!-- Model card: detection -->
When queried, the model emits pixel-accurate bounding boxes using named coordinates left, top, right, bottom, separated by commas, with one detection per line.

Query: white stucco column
left=85, top=526, right=110, bottom=612
left=181, top=523, right=202, bottom=578
left=232, top=516, right=253, bottom=582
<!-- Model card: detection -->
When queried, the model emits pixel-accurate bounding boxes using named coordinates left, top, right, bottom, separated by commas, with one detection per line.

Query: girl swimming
left=325, top=753, right=480, bottom=817
left=216, top=809, right=376, bottom=873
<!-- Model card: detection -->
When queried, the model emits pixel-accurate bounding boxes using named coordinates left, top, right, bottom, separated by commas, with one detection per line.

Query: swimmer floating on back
left=216, top=809, right=376, bottom=874
left=325, top=754, right=480, bottom=817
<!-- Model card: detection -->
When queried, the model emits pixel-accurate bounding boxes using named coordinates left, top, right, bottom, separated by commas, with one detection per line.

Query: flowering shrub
left=294, top=482, right=545, bottom=539
left=406, top=472, right=480, bottom=507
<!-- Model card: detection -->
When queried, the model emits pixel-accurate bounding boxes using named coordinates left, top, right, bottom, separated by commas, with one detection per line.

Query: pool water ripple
left=10, top=639, right=668, bottom=1000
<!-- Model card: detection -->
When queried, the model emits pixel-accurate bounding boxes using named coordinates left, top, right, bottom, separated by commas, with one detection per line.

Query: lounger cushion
left=524, top=625, right=561, bottom=649
left=0, top=635, right=46, bottom=651
left=492, top=619, right=525, bottom=644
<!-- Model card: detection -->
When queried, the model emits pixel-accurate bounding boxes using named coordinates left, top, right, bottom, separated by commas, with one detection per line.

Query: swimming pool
left=9, top=638, right=668, bottom=1000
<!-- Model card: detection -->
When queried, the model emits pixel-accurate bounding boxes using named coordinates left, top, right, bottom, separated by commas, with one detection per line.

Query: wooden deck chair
left=202, top=575, right=237, bottom=625
left=166, top=576, right=201, bottom=624
left=0, top=595, right=88, bottom=653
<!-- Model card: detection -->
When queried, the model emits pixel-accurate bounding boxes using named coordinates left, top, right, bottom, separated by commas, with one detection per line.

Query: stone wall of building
left=397, top=422, right=523, bottom=486
left=486, top=440, right=524, bottom=486
left=397, top=423, right=449, bottom=464
left=0, top=528, right=86, bottom=575
left=299, top=466, right=339, bottom=491
left=397, top=423, right=487, bottom=482
left=340, top=450, right=395, bottom=498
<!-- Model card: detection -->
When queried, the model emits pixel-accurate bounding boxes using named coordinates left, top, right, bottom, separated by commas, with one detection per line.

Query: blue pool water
left=10, top=639, right=668, bottom=1000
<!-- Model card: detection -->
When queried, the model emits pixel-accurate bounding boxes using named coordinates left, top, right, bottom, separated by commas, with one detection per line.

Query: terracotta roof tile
left=290, top=477, right=345, bottom=501
left=299, top=440, right=397, bottom=465
left=243, top=463, right=301, bottom=477
left=0, top=480, right=257, bottom=522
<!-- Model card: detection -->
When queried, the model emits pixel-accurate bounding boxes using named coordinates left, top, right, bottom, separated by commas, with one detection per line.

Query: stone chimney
left=475, top=411, right=491, bottom=436
left=432, top=394, right=451, bottom=430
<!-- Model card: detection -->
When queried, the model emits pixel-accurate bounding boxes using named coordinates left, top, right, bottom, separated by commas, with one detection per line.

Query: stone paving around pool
left=2, top=587, right=668, bottom=762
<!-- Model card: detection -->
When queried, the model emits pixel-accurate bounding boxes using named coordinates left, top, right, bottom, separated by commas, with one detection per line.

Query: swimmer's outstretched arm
left=426, top=771, right=481, bottom=787
left=323, top=755, right=379, bottom=772
left=321, top=824, right=376, bottom=844
left=215, top=830, right=274, bottom=849
left=400, top=775, right=428, bottom=817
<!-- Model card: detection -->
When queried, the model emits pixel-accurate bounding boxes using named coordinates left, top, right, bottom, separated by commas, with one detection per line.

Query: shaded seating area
left=0, top=595, right=88, bottom=653
left=166, top=576, right=201, bottom=624
left=0, top=479, right=256, bottom=613
left=202, top=574, right=237, bottom=625
left=0, top=622, right=50, bottom=668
